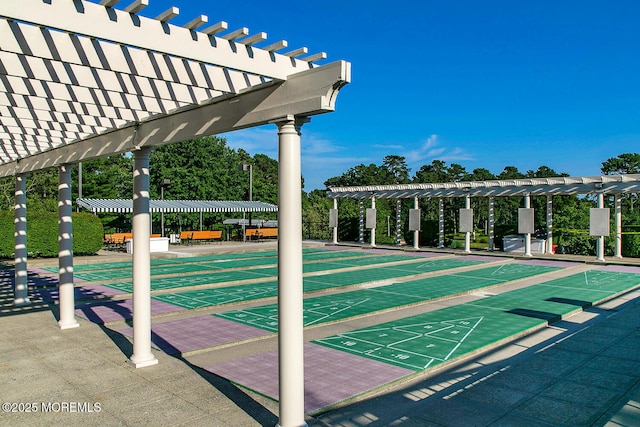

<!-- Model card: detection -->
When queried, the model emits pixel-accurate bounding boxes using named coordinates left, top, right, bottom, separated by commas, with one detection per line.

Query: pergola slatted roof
left=328, top=174, right=640, bottom=199
left=0, top=0, right=349, bottom=176
left=77, top=198, right=278, bottom=214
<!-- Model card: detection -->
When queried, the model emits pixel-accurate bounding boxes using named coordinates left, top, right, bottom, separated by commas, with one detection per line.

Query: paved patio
left=1, top=242, right=639, bottom=426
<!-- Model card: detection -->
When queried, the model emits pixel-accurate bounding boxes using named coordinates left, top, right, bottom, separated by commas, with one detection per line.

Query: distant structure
left=328, top=174, right=640, bottom=261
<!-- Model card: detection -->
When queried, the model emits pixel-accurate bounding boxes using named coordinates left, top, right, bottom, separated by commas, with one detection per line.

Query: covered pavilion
left=0, top=1, right=350, bottom=425
left=77, top=198, right=278, bottom=214
left=78, top=197, right=278, bottom=240
left=328, top=174, right=640, bottom=261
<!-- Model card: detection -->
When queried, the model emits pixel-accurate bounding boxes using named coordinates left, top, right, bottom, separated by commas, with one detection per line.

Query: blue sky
left=111, top=0, right=640, bottom=191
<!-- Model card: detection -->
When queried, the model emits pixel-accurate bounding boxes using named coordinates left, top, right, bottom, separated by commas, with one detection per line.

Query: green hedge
left=0, top=211, right=103, bottom=258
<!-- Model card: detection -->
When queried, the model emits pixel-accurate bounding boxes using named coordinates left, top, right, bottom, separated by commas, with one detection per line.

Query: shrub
left=0, top=211, right=103, bottom=258
left=450, top=239, right=464, bottom=249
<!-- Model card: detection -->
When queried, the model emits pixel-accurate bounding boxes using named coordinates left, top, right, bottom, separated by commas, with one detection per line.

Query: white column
left=524, top=194, right=532, bottom=257
left=58, top=165, right=79, bottom=329
left=614, top=194, right=622, bottom=258
left=276, top=118, right=307, bottom=427
left=596, top=193, right=605, bottom=262
left=488, top=197, right=495, bottom=251
left=438, top=198, right=444, bottom=248
left=395, top=199, right=402, bottom=245
left=332, top=198, right=338, bottom=245
left=128, top=148, right=158, bottom=368
left=358, top=200, right=364, bottom=243
left=413, top=197, right=420, bottom=250
left=14, top=174, right=30, bottom=307
left=464, top=194, right=471, bottom=253
left=546, top=195, right=554, bottom=254
left=370, top=196, right=376, bottom=247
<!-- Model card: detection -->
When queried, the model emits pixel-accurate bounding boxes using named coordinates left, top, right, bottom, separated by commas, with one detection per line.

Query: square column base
left=127, top=357, right=158, bottom=369
left=14, top=298, right=31, bottom=307
left=58, top=320, right=80, bottom=330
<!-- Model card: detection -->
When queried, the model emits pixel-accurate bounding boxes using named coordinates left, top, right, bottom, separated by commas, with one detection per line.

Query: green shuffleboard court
left=44, top=247, right=343, bottom=275
left=303, top=257, right=487, bottom=292
left=73, top=249, right=385, bottom=282
left=315, top=304, right=543, bottom=371
left=105, top=252, right=479, bottom=293
left=40, top=250, right=282, bottom=274
left=151, top=257, right=488, bottom=309
left=215, top=263, right=560, bottom=331
left=106, top=269, right=275, bottom=293
left=153, top=281, right=277, bottom=309
left=313, top=269, right=640, bottom=372
left=219, top=254, right=460, bottom=279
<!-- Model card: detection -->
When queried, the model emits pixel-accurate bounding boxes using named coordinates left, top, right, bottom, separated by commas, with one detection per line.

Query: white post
left=614, top=194, right=622, bottom=258
left=370, top=196, right=376, bottom=247
left=58, top=165, right=79, bottom=329
left=464, top=194, right=471, bottom=253
left=596, top=193, right=605, bottom=262
left=524, top=194, right=532, bottom=257
left=395, top=199, right=402, bottom=245
left=161, top=185, right=164, bottom=237
left=128, top=148, right=158, bottom=368
left=546, top=195, right=554, bottom=254
left=358, top=200, right=364, bottom=243
left=276, top=117, right=307, bottom=427
left=438, top=198, right=444, bottom=248
left=332, top=198, right=338, bottom=245
left=14, top=174, right=30, bottom=307
left=488, top=197, right=495, bottom=251
left=413, top=197, right=419, bottom=250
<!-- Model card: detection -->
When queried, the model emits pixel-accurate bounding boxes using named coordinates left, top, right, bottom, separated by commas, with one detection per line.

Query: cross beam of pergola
left=1, top=2, right=350, bottom=426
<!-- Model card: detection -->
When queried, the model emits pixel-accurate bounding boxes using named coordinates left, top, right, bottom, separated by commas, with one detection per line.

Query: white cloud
left=221, top=128, right=475, bottom=191
left=403, top=134, right=474, bottom=166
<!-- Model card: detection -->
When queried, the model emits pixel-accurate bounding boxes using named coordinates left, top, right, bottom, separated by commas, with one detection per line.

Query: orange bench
left=247, top=228, right=278, bottom=241
left=104, top=233, right=161, bottom=246
left=104, top=232, right=133, bottom=246
left=180, top=230, right=223, bottom=244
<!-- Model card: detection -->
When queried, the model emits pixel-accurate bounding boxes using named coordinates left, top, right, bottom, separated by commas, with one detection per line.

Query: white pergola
left=328, top=174, right=640, bottom=261
left=1, top=2, right=350, bottom=426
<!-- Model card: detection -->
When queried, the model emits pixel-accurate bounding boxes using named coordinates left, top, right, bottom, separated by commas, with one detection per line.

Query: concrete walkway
left=1, top=243, right=640, bottom=426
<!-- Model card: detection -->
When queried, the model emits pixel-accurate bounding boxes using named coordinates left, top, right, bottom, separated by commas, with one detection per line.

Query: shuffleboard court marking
left=491, top=264, right=506, bottom=275
left=317, top=317, right=484, bottom=370
left=216, top=296, right=375, bottom=331
left=584, top=271, right=589, bottom=286
left=305, top=297, right=371, bottom=326
left=157, top=282, right=277, bottom=308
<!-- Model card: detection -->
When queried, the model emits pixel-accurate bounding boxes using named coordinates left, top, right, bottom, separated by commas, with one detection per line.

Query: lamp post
left=239, top=164, right=253, bottom=201
left=160, top=178, right=170, bottom=237
left=239, top=164, right=253, bottom=240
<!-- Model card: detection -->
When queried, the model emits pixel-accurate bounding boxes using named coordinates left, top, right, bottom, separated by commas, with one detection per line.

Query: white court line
left=305, top=298, right=371, bottom=326
left=444, top=317, right=484, bottom=360
left=445, top=274, right=503, bottom=283
left=490, top=264, right=506, bottom=275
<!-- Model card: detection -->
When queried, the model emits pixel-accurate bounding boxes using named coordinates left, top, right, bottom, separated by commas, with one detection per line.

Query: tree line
left=0, top=136, right=638, bottom=257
